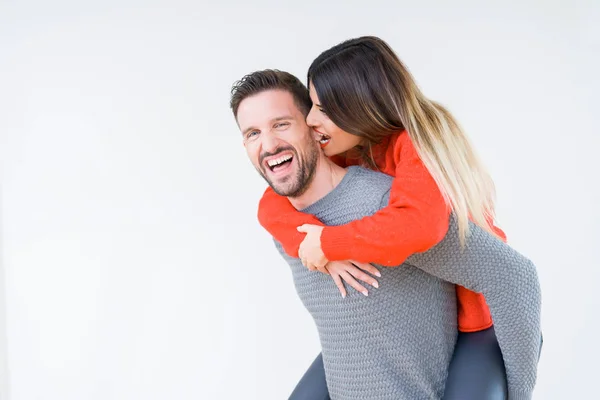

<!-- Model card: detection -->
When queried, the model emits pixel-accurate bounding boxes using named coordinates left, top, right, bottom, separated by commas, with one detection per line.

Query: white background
left=1, top=1, right=599, bottom=399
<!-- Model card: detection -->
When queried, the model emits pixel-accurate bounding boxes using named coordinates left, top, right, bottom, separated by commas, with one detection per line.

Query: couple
left=230, top=36, right=541, bottom=400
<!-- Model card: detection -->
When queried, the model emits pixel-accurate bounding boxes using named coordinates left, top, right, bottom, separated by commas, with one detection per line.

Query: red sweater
left=258, top=130, right=506, bottom=332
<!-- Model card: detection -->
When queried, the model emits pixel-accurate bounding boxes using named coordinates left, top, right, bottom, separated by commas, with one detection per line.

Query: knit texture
left=259, top=131, right=500, bottom=332
left=274, top=166, right=541, bottom=400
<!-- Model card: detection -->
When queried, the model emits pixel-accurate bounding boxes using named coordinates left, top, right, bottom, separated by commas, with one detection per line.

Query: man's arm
left=406, top=214, right=541, bottom=400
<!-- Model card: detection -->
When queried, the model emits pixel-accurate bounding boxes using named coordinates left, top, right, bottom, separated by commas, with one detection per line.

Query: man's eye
left=275, top=122, right=290, bottom=128
left=246, top=131, right=259, bottom=139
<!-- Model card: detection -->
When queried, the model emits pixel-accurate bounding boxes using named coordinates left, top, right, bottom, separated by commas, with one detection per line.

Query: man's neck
left=289, top=157, right=347, bottom=210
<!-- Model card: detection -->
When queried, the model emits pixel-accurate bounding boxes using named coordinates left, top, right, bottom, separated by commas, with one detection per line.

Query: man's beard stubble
left=258, top=140, right=319, bottom=198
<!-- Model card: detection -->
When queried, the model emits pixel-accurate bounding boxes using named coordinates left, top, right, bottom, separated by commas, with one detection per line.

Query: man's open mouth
left=266, top=154, right=293, bottom=172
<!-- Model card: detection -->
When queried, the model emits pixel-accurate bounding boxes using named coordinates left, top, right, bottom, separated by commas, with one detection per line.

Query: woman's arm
left=406, top=214, right=542, bottom=400
left=318, top=133, right=450, bottom=266
left=257, top=186, right=324, bottom=258
left=257, top=154, right=349, bottom=258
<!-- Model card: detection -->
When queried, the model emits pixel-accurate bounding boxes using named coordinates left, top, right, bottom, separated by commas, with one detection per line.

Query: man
left=230, top=70, right=541, bottom=400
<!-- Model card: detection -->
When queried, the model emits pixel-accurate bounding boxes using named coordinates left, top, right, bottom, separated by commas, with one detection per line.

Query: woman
left=257, top=37, right=541, bottom=399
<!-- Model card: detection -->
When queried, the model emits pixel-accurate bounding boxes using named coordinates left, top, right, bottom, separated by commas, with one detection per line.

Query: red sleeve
left=320, top=134, right=450, bottom=266
left=256, top=155, right=349, bottom=258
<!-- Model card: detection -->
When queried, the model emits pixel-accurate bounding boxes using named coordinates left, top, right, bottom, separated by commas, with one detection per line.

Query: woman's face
left=306, top=82, right=362, bottom=156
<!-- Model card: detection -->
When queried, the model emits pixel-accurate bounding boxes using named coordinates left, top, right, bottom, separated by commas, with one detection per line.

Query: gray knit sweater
left=274, top=166, right=541, bottom=400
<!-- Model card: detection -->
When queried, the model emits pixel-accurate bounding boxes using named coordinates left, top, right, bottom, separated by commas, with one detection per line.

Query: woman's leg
left=288, top=326, right=523, bottom=400
left=443, top=326, right=507, bottom=400
left=288, top=353, right=330, bottom=400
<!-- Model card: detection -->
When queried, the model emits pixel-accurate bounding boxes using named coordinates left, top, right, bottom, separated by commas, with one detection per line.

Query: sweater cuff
left=321, top=225, right=356, bottom=261
left=508, top=388, right=533, bottom=400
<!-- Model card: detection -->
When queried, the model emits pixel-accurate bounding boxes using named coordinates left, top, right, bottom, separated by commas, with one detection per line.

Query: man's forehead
left=237, top=90, right=300, bottom=128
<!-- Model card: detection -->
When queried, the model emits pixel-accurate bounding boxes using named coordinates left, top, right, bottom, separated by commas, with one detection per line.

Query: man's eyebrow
left=272, top=115, right=294, bottom=122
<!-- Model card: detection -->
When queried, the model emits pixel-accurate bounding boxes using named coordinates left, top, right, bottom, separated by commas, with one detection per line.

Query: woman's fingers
left=350, top=260, right=381, bottom=277
left=340, top=271, right=369, bottom=297
left=329, top=270, right=347, bottom=298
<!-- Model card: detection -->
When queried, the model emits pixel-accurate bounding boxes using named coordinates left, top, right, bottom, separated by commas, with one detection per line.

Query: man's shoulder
left=297, top=166, right=394, bottom=224
left=347, top=166, right=393, bottom=188
left=344, top=166, right=393, bottom=211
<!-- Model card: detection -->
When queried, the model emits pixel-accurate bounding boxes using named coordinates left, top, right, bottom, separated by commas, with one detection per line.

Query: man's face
left=237, top=89, right=320, bottom=197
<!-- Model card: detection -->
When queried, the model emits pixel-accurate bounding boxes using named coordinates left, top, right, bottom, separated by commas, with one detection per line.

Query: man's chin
left=268, top=181, right=295, bottom=197
left=258, top=166, right=307, bottom=197
left=264, top=176, right=300, bottom=197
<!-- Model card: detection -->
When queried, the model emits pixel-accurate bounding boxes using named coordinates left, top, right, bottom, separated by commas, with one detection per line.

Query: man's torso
left=274, top=166, right=458, bottom=400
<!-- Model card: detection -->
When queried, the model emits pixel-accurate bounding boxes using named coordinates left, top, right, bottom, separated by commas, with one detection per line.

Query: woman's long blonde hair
left=308, top=36, right=498, bottom=243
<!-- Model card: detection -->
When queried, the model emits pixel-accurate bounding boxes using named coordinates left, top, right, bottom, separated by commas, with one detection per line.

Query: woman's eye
left=319, top=108, right=327, bottom=115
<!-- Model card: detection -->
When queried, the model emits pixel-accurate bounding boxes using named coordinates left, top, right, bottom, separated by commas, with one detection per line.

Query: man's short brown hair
left=230, top=69, right=312, bottom=118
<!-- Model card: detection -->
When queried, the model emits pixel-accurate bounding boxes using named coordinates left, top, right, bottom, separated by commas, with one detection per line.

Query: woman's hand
left=325, top=260, right=381, bottom=298
left=297, top=224, right=328, bottom=273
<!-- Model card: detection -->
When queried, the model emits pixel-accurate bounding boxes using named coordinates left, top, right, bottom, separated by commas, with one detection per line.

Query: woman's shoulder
left=374, top=130, right=410, bottom=153
left=392, top=130, right=412, bottom=147
left=371, top=130, right=411, bottom=170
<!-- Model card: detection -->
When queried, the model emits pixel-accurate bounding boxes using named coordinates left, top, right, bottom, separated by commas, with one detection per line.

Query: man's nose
left=260, top=130, right=281, bottom=153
